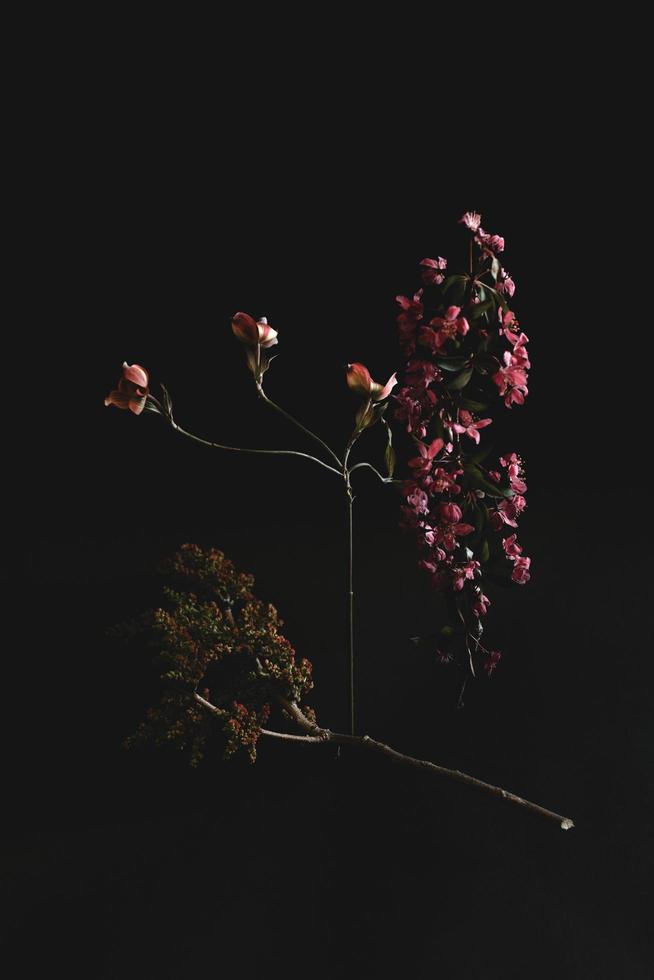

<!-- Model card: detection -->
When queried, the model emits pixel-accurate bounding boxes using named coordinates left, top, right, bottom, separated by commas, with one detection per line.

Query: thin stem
left=343, top=439, right=356, bottom=736
left=348, top=461, right=395, bottom=484
left=346, top=486, right=354, bottom=735
left=257, top=385, right=343, bottom=468
left=171, top=422, right=343, bottom=477
left=194, top=694, right=574, bottom=830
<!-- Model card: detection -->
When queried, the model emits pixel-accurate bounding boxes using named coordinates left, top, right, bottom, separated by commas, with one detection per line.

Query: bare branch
left=194, top=693, right=574, bottom=831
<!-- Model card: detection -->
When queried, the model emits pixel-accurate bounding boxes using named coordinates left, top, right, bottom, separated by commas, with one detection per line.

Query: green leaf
left=441, top=625, right=456, bottom=638
left=491, top=256, right=501, bottom=281
left=473, top=352, right=501, bottom=376
left=383, top=421, right=396, bottom=478
left=445, top=367, right=473, bottom=390
left=468, top=442, right=495, bottom=464
left=442, top=274, right=468, bottom=293
left=464, top=463, right=513, bottom=498
left=460, top=397, right=489, bottom=413
left=468, top=299, right=494, bottom=320
left=437, top=356, right=470, bottom=372
left=480, top=539, right=490, bottom=563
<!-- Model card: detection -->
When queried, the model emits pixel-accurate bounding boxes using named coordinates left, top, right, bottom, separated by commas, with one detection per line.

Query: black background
left=4, top=56, right=652, bottom=978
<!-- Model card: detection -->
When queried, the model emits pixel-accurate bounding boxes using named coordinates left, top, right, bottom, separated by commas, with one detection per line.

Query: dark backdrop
left=3, top=82, right=652, bottom=979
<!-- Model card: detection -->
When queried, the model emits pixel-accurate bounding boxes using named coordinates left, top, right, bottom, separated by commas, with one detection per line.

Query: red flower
left=452, top=409, right=492, bottom=444
left=452, top=560, right=480, bottom=590
left=231, top=312, right=278, bottom=348
left=408, top=437, right=445, bottom=476
left=346, top=363, right=397, bottom=402
left=473, top=592, right=491, bottom=617
left=459, top=212, right=482, bottom=232
left=434, top=503, right=475, bottom=551
left=511, top=556, right=531, bottom=584
left=493, top=350, right=529, bottom=407
left=420, top=305, right=470, bottom=351
left=484, top=650, right=502, bottom=675
left=105, top=362, right=150, bottom=415
left=419, top=256, right=447, bottom=285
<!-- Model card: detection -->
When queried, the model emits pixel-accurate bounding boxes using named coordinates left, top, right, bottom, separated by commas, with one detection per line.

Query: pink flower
left=473, top=593, right=491, bottom=617
left=434, top=503, right=475, bottom=551
left=498, top=309, right=521, bottom=346
left=496, top=269, right=516, bottom=297
left=502, top=534, right=522, bottom=558
left=492, top=351, right=529, bottom=407
left=105, top=362, right=150, bottom=415
left=429, top=466, right=463, bottom=495
left=396, top=290, right=424, bottom=319
left=346, top=363, right=398, bottom=402
left=476, top=229, right=505, bottom=254
left=500, top=453, right=528, bottom=494
left=404, top=359, right=442, bottom=388
left=494, top=498, right=521, bottom=528
left=419, top=257, right=447, bottom=285
left=452, top=560, right=480, bottom=590
left=452, top=409, right=492, bottom=444
left=232, top=312, right=279, bottom=348
left=459, top=212, right=482, bottom=232
left=511, top=556, right=531, bottom=584
left=394, top=386, right=438, bottom=438
left=420, top=305, right=470, bottom=351
left=406, top=488, right=429, bottom=515
left=408, top=437, right=445, bottom=476
left=484, top=650, right=502, bottom=675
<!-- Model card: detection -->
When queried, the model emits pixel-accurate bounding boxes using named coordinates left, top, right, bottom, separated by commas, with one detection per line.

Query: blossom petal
left=346, top=362, right=372, bottom=397
left=122, top=363, right=149, bottom=388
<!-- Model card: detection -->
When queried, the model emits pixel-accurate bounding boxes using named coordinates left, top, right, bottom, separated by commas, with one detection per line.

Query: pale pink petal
left=123, top=363, right=149, bottom=388
left=232, top=312, right=260, bottom=345
left=374, top=372, right=398, bottom=401
left=104, top=390, right=131, bottom=410
left=346, top=362, right=372, bottom=397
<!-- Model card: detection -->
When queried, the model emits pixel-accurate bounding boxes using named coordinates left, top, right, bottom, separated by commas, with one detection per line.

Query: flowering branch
left=106, top=214, right=573, bottom=830
left=395, top=212, right=530, bottom=679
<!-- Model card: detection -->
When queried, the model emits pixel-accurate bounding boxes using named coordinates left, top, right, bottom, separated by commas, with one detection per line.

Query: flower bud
left=231, top=312, right=278, bottom=349
left=105, top=362, right=150, bottom=415
left=346, top=362, right=397, bottom=402
left=439, top=502, right=462, bottom=524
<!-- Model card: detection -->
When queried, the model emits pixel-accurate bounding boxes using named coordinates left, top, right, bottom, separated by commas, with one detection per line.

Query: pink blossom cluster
left=394, top=212, right=532, bottom=676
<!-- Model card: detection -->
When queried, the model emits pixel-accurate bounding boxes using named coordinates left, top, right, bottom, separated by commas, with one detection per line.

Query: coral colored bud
left=346, top=363, right=398, bottom=402
left=439, top=502, right=463, bottom=524
left=105, top=362, right=150, bottom=415
left=232, top=311, right=279, bottom=348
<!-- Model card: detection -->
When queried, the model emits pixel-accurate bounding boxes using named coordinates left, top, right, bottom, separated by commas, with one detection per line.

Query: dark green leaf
left=468, top=299, right=494, bottom=320
left=445, top=367, right=473, bottom=391
left=383, top=421, right=396, bottom=478
left=473, top=352, right=501, bottom=376
left=442, top=274, right=468, bottom=293
left=468, top=442, right=494, bottom=464
left=460, top=397, right=489, bottom=413
left=464, top=463, right=513, bottom=498
left=437, top=356, right=470, bottom=372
